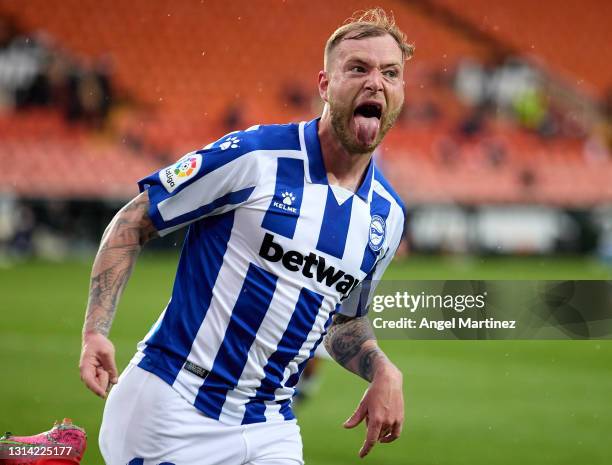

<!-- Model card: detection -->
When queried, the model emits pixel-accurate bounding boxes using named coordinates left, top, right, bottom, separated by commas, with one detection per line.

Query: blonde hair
left=324, top=8, right=414, bottom=68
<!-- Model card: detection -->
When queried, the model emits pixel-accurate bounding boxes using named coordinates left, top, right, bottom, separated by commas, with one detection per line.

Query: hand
left=344, top=363, right=404, bottom=458
left=79, top=332, right=119, bottom=398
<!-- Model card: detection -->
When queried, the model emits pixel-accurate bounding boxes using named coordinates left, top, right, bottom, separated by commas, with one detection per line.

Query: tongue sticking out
left=354, top=114, right=380, bottom=146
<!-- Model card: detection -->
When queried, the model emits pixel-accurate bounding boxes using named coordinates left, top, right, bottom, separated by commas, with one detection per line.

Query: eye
left=383, top=69, right=399, bottom=78
left=350, top=65, right=366, bottom=73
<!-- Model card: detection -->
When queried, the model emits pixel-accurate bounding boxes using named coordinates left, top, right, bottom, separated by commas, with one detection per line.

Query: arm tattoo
left=83, top=192, right=158, bottom=336
left=324, top=314, right=386, bottom=382
left=326, top=315, right=372, bottom=364
left=358, top=348, right=383, bottom=382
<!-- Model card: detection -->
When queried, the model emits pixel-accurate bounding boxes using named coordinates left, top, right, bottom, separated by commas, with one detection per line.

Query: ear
left=318, top=70, right=329, bottom=103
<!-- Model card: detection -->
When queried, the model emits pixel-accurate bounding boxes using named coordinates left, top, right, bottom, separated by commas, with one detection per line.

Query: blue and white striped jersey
left=131, top=118, right=405, bottom=425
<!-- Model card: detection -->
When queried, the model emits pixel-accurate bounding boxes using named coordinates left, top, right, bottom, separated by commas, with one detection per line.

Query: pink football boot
left=0, top=419, right=86, bottom=465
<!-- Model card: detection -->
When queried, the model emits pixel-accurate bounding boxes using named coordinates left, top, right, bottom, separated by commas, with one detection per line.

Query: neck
left=318, top=110, right=373, bottom=193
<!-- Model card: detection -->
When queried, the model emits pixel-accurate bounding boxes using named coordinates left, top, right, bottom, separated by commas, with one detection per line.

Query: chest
left=228, top=163, right=389, bottom=301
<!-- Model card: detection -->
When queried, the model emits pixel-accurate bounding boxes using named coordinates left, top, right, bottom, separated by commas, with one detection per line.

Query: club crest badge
left=368, top=215, right=386, bottom=252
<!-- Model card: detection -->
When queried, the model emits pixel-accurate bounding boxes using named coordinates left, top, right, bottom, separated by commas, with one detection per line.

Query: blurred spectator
left=222, top=103, right=244, bottom=132
left=0, top=13, right=114, bottom=128
left=10, top=203, right=36, bottom=258
left=491, top=58, right=540, bottom=112
left=0, top=195, right=17, bottom=262
left=0, top=14, right=46, bottom=111
left=512, top=88, right=547, bottom=130
left=518, top=167, right=537, bottom=192
left=282, top=82, right=309, bottom=111
left=435, top=135, right=461, bottom=167
left=481, top=138, right=507, bottom=168
left=454, top=58, right=488, bottom=107
left=18, top=49, right=75, bottom=109
left=66, top=57, right=113, bottom=129
left=458, top=106, right=487, bottom=139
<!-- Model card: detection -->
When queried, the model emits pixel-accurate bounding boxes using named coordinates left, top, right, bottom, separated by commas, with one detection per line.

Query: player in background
left=79, top=8, right=413, bottom=465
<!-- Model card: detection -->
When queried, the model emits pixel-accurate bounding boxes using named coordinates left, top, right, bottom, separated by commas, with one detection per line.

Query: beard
left=328, top=96, right=402, bottom=155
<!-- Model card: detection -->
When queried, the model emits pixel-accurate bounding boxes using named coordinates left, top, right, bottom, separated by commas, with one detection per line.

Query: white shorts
left=99, top=364, right=304, bottom=465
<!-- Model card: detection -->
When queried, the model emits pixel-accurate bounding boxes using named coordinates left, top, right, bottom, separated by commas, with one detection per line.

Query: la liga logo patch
left=160, top=153, right=203, bottom=193
left=174, top=156, right=199, bottom=178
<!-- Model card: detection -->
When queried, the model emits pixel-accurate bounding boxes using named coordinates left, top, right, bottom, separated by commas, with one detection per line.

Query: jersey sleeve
left=138, top=132, right=259, bottom=236
left=337, top=209, right=405, bottom=318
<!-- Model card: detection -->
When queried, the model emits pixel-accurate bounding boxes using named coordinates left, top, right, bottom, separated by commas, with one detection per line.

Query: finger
left=344, top=402, right=367, bottom=429
left=98, top=350, right=119, bottom=384
left=96, top=366, right=110, bottom=398
left=378, top=425, right=391, bottom=440
left=80, top=362, right=106, bottom=398
left=359, top=420, right=382, bottom=458
left=379, top=421, right=403, bottom=444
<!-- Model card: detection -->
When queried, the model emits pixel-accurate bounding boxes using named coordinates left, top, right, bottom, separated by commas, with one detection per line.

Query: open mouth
left=352, top=102, right=383, bottom=147
left=353, top=102, right=382, bottom=120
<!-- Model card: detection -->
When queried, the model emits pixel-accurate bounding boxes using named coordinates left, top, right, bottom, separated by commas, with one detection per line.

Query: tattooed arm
left=79, top=191, right=158, bottom=398
left=324, top=314, right=404, bottom=458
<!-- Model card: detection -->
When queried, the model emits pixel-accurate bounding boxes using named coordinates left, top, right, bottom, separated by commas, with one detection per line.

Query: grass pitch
left=1, top=253, right=610, bottom=464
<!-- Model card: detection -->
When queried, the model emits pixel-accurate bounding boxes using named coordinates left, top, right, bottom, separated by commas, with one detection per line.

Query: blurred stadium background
left=0, top=1, right=610, bottom=464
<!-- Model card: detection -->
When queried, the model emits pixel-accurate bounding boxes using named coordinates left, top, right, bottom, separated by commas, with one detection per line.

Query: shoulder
left=372, top=165, right=406, bottom=219
left=371, top=164, right=406, bottom=250
left=201, top=122, right=302, bottom=154
left=190, top=122, right=303, bottom=178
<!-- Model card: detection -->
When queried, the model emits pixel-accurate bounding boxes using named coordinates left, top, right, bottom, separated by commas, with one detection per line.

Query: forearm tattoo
left=324, top=314, right=386, bottom=382
left=83, top=192, right=158, bottom=336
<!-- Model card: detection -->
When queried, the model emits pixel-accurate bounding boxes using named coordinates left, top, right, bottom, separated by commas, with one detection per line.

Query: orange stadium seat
left=1, top=0, right=610, bottom=204
left=436, top=0, right=612, bottom=98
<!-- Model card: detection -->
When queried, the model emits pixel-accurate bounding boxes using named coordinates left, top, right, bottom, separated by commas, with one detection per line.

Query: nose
left=364, top=69, right=384, bottom=93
